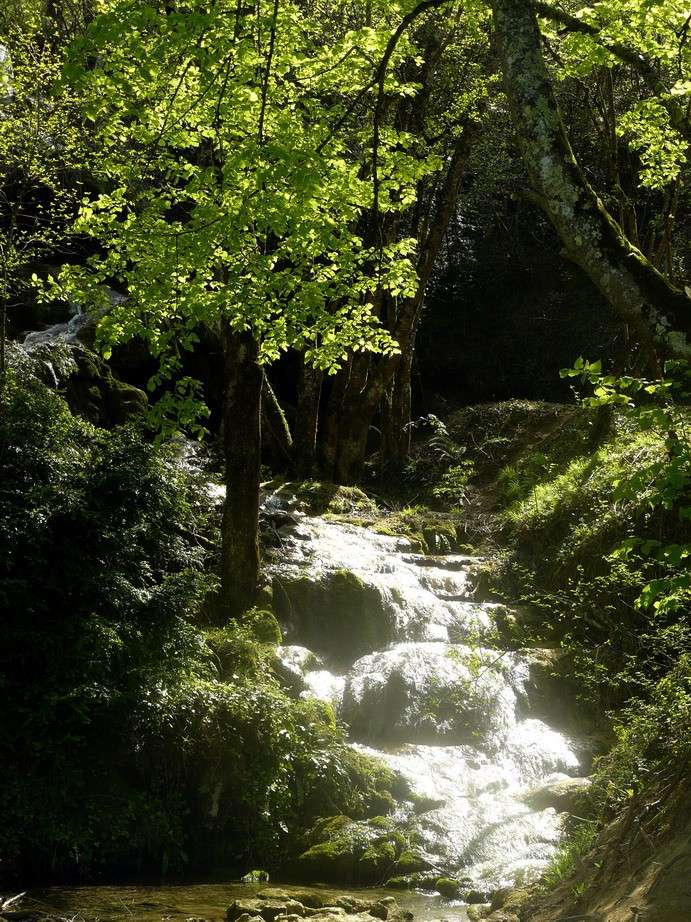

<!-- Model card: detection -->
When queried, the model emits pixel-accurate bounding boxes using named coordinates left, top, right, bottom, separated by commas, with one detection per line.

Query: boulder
left=228, top=896, right=411, bottom=922
left=22, top=341, right=147, bottom=427
left=435, top=877, right=461, bottom=899
left=522, top=776, right=591, bottom=813
left=342, top=642, right=518, bottom=745
left=227, top=900, right=305, bottom=922
left=293, top=816, right=404, bottom=885
left=273, top=570, right=394, bottom=665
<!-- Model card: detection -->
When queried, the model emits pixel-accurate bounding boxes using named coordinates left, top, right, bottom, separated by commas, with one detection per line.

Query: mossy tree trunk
left=293, top=357, right=323, bottom=478
left=491, top=0, right=691, bottom=369
left=220, top=323, right=263, bottom=618
left=384, top=338, right=415, bottom=466
left=262, top=375, right=293, bottom=466
left=322, top=130, right=474, bottom=483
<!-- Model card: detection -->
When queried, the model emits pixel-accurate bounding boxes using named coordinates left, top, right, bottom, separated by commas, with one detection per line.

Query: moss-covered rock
left=395, top=850, right=432, bottom=874
left=243, top=608, right=283, bottom=645
left=294, top=816, right=405, bottom=885
left=359, top=839, right=398, bottom=879
left=241, top=869, right=270, bottom=882
left=293, top=481, right=379, bottom=517
left=227, top=893, right=413, bottom=922
left=385, top=872, right=443, bottom=891
left=435, top=877, right=462, bottom=899
left=522, top=776, right=591, bottom=814
left=273, top=569, right=393, bottom=664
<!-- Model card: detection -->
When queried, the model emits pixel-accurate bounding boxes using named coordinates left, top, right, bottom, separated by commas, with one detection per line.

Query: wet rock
left=435, top=877, right=461, bottom=899
left=273, top=569, right=393, bottom=665
left=483, top=886, right=532, bottom=921
left=228, top=896, right=411, bottom=922
left=464, top=890, right=488, bottom=905
left=522, top=776, right=591, bottom=813
left=294, top=816, right=404, bottom=885
left=394, top=849, right=432, bottom=874
left=518, top=649, right=585, bottom=732
left=359, top=839, right=398, bottom=879
left=384, top=872, right=442, bottom=891
left=342, top=642, right=517, bottom=745
left=256, top=891, right=324, bottom=908
left=20, top=340, right=147, bottom=427
left=403, top=555, right=479, bottom=571
left=227, top=900, right=305, bottom=922
left=273, top=645, right=323, bottom=689
left=243, top=610, right=282, bottom=645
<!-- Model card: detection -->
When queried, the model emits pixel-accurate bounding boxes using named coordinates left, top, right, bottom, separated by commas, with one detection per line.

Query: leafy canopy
left=50, top=0, right=450, bottom=401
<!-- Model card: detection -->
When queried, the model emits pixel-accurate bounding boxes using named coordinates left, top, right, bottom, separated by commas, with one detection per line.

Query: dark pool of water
left=27, top=881, right=470, bottom=922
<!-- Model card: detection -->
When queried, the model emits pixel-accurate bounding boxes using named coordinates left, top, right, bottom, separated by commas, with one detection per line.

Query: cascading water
left=270, top=506, right=588, bottom=898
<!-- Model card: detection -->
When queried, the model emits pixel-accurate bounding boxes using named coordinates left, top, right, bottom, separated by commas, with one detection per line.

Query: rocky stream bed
left=264, top=498, right=592, bottom=901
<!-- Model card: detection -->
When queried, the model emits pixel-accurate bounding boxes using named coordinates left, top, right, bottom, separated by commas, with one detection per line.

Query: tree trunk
left=330, top=352, right=376, bottom=483
left=387, top=338, right=415, bottom=466
left=293, top=358, right=322, bottom=478
left=220, top=324, right=263, bottom=618
left=0, top=269, right=8, bottom=381
left=491, top=0, right=691, bottom=368
left=262, top=376, right=293, bottom=467
left=0, top=293, right=6, bottom=381
left=321, top=357, right=352, bottom=477
left=317, top=122, right=475, bottom=484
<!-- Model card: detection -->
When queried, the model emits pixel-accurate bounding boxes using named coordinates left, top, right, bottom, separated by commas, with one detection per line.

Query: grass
left=541, top=820, right=598, bottom=891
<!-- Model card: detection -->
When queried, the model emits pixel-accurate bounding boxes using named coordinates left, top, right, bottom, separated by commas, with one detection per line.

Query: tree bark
left=220, top=324, right=263, bottom=618
left=387, top=338, right=415, bottom=466
left=0, top=291, right=6, bottom=381
left=321, top=355, right=352, bottom=477
left=262, top=375, right=293, bottom=467
left=491, top=0, right=691, bottom=369
left=330, top=352, right=374, bottom=483
left=293, top=357, right=322, bottom=478
left=325, top=128, right=475, bottom=483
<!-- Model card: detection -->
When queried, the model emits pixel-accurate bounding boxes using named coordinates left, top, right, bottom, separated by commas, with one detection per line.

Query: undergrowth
left=439, top=379, right=691, bottom=892
left=0, top=374, right=399, bottom=883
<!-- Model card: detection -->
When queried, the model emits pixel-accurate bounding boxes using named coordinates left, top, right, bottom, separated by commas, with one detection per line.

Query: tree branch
left=534, top=0, right=691, bottom=145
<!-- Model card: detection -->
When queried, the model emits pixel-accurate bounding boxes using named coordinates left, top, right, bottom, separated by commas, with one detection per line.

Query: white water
left=272, top=510, right=586, bottom=897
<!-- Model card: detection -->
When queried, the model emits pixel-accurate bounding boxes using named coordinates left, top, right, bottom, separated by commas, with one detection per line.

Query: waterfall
left=271, top=508, right=588, bottom=897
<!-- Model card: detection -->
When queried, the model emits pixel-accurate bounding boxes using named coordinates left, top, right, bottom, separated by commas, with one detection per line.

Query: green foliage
left=591, top=654, right=691, bottom=811
left=541, top=819, right=597, bottom=891
left=485, top=367, right=691, bottom=880
left=561, top=358, right=691, bottom=617
left=243, top=607, right=283, bottom=645
left=0, top=372, right=213, bottom=877
left=617, top=98, right=688, bottom=190
left=541, top=0, right=690, bottom=193
left=0, top=22, right=82, bottom=365
left=431, top=460, right=476, bottom=507
left=0, top=376, right=400, bottom=880
left=44, top=0, right=468, bottom=424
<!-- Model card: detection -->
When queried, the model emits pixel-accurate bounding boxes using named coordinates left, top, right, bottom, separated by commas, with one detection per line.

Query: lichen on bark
left=491, top=0, right=691, bottom=368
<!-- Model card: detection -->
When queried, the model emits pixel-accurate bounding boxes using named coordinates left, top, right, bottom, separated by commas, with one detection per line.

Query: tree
left=0, top=18, right=81, bottom=378
left=311, top=3, right=492, bottom=481
left=489, top=0, right=691, bottom=371
left=53, top=0, right=445, bottom=615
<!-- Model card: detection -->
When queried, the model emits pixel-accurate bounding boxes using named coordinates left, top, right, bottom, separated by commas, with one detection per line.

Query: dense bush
left=0, top=375, right=394, bottom=883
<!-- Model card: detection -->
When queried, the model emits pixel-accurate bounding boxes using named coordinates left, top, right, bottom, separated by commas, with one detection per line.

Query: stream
left=30, top=883, right=470, bottom=922
left=269, top=507, right=587, bottom=897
